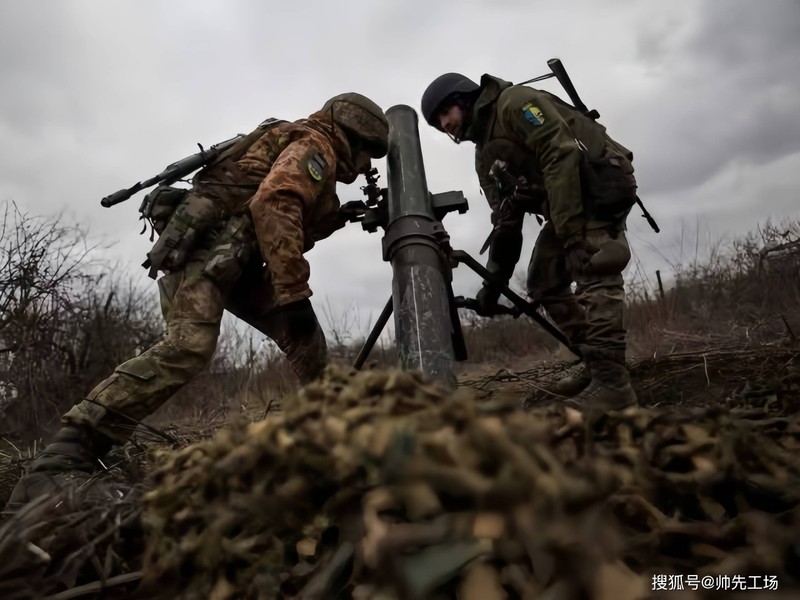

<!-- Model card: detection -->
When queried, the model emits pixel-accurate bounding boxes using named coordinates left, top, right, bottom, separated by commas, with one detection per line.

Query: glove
left=511, top=176, right=546, bottom=211
left=308, top=198, right=364, bottom=243
left=271, top=298, right=319, bottom=337
left=564, top=236, right=597, bottom=276
left=492, top=197, right=524, bottom=229
left=338, top=200, right=367, bottom=223
left=475, top=285, right=502, bottom=317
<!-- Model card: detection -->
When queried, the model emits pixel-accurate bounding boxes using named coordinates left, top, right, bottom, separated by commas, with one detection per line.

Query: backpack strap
left=212, top=117, right=285, bottom=164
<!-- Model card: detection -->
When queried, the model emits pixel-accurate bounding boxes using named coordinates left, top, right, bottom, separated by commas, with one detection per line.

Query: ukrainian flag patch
left=307, top=152, right=327, bottom=181
left=522, top=102, right=545, bottom=126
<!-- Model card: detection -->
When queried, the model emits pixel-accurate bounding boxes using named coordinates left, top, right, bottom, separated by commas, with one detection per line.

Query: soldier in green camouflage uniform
left=421, top=73, right=638, bottom=411
left=9, top=93, right=389, bottom=508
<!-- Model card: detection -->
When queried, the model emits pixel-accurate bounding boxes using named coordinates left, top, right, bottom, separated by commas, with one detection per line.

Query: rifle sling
left=212, top=117, right=285, bottom=165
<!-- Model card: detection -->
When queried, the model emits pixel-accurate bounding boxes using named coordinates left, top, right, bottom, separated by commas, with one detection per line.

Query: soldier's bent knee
left=164, top=322, right=220, bottom=372
left=585, top=229, right=631, bottom=277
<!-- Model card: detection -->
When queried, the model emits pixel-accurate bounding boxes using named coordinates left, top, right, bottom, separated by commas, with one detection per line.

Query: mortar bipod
left=352, top=279, right=468, bottom=370
left=352, top=249, right=581, bottom=370
left=448, top=250, right=580, bottom=359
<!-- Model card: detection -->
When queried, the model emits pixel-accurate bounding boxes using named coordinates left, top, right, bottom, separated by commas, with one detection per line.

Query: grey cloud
left=688, top=0, right=800, bottom=79
left=625, top=0, right=800, bottom=196
left=1, top=0, right=797, bottom=341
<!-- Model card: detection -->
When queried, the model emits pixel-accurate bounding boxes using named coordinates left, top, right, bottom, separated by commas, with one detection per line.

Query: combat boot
left=541, top=322, right=591, bottom=396
left=6, top=425, right=113, bottom=511
left=565, top=349, right=637, bottom=414
left=542, top=362, right=592, bottom=397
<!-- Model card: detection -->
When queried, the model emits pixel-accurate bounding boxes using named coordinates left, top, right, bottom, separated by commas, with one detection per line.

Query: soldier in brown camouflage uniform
left=421, top=73, right=639, bottom=413
left=9, top=93, right=389, bottom=508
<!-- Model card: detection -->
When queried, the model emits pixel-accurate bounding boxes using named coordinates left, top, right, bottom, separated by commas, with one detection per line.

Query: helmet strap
left=446, top=131, right=462, bottom=145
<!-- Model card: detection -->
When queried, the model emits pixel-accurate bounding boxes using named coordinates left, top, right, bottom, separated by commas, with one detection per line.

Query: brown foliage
left=0, top=202, right=163, bottom=438
left=625, top=219, right=800, bottom=357
left=1, top=218, right=800, bottom=598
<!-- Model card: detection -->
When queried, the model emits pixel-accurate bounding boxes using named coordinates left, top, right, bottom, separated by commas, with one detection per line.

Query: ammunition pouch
left=201, top=213, right=256, bottom=288
left=140, top=185, right=190, bottom=235
left=580, top=153, right=637, bottom=222
left=143, top=193, right=221, bottom=279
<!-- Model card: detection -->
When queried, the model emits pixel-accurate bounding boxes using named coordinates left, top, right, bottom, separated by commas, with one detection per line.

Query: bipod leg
left=353, top=296, right=393, bottom=370
left=445, top=280, right=468, bottom=362
left=450, top=250, right=581, bottom=359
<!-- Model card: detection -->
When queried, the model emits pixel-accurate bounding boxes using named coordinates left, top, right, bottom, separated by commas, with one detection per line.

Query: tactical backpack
left=139, top=118, right=282, bottom=280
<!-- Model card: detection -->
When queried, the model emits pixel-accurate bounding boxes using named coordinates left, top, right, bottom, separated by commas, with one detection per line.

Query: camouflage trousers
left=62, top=229, right=328, bottom=444
left=526, top=221, right=631, bottom=359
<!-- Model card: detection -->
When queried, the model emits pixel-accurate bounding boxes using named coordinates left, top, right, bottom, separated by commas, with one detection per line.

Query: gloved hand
left=489, top=161, right=546, bottom=225
left=338, top=200, right=367, bottom=223
left=564, top=236, right=597, bottom=276
left=475, top=285, right=502, bottom=317
left=511, top=176, right=546, bottom=211
left=271, top=298, right=319, bottom=337
left=492, top=197, right=525, bottom=230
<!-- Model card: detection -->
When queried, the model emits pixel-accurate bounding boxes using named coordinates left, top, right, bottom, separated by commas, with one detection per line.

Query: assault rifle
left=99, top=118, right=280, bottom=209
left=520, top=58, right=660, bottom=233
left=479, top=159, right=546, bottom=255
left=100, top=135, right=243, bottom=208
left=517, top=58, right=600, bottom=120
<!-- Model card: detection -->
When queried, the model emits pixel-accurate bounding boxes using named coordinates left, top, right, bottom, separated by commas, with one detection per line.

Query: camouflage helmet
left=322, top=93, right=389, bottom=159
left=421, top=73, right=480, bottom=129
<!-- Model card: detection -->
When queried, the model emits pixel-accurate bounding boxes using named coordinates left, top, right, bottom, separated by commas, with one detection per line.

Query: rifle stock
left=546, top=58, right=600, bottom=120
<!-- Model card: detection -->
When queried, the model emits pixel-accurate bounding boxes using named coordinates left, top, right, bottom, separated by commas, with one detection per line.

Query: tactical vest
left=476, top=89, right=637, bottom=224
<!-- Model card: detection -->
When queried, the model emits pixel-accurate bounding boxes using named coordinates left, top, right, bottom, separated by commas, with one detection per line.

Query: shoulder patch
left=307, top=151, right=327, bottom=181
left=521, top=102, right=545, bottom=126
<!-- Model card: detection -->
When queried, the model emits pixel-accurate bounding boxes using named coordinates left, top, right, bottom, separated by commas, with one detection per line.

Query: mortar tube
left=384, top=105, right=457, bottom=390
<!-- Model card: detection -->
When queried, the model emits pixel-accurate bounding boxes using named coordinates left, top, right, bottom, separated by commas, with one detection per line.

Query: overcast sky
left=2, top=0, right=799, bottom=345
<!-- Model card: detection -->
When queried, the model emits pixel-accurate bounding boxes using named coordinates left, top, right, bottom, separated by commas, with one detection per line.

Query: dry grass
left=1, top=217, right=800, bottom=597
left=625, top=219, right=800, bottom=357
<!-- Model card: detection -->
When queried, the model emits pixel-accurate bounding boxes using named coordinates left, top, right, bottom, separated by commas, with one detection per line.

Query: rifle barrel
left=101, top=184, right=143, bottom=208
left=99, top=133, right=245, bottom=208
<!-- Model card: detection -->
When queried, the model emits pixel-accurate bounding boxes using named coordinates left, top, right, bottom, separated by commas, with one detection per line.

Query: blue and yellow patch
left=307, top=152, right=327, bottom=181
left=522, top=102, right=545, bottom=126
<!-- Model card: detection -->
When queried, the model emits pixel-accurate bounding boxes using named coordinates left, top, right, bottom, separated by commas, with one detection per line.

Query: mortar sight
left=360, top=167, right=386, bottom=207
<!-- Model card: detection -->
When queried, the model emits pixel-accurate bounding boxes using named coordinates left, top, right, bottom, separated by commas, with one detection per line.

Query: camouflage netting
left=1, top=348, right=800, bottom=599
left=138, top=360, right=800, bottom=599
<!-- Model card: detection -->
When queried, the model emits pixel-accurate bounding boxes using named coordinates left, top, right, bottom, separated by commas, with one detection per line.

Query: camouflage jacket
left=195, top=114, right=353, bottom=307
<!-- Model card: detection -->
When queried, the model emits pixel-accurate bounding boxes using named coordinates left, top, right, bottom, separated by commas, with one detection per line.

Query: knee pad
left=587, top=235, right=631, bottom=276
